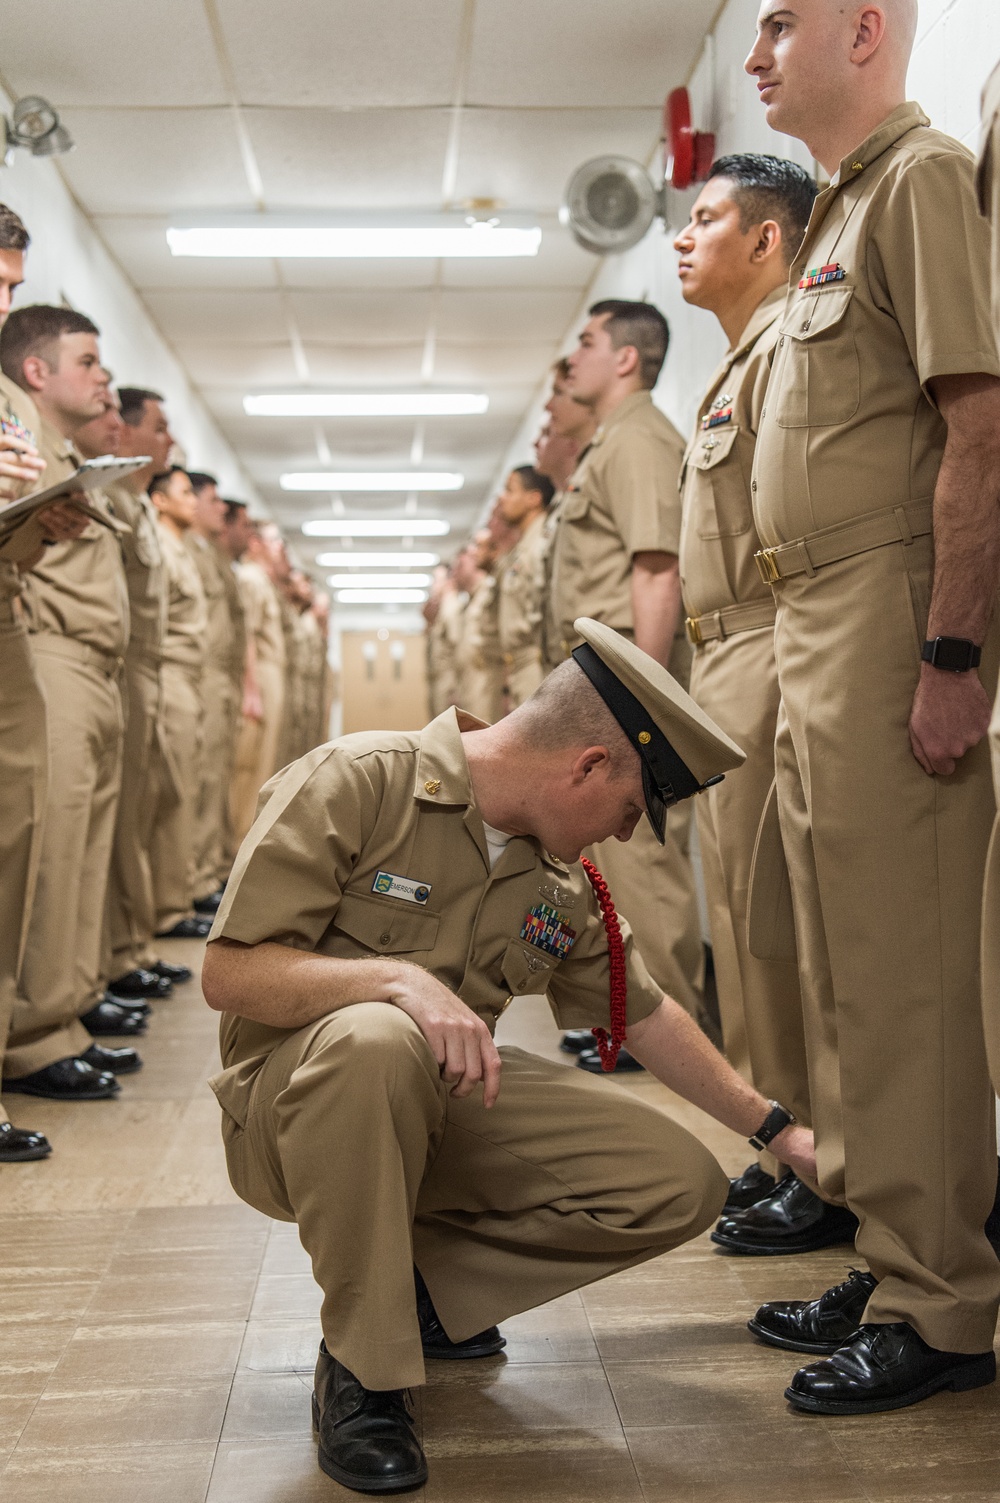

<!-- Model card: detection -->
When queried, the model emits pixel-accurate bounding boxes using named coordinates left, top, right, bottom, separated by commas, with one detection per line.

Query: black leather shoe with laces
left=155, top=917, right=212, bottom=939
left=559, top=1029, right=595, bottom=1054
left=723, top=1163, right=776, bottom=1214
left=4, top=1057, right=120, bottom=1101
left=80, top=1000, right=147, bottom=1037
left=786, top=1321, right=996, bottom=1415
left=748, top=1269, right=877, bottom=1354
left=415, top=1268, right=505, bottom=1359
left=80, top=1043, right=143, bottom=1077
left=312, top=1342, right=427, bottom=1493
left=108, top=968, right=172, bottom=1000
left=149, top=960, right=192, bottom=984
left=711, top=1173, right=858, bottom=1255
left=0, top=1121, right=52, bottom=1161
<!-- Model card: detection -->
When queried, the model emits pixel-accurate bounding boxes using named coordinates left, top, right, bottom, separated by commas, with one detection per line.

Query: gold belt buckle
left=685, top=615, right=703, bottom=647
left=754, top=547, right=781, bottom=585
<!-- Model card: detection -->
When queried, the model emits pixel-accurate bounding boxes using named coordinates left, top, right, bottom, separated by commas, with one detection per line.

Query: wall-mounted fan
left=561, top=88, right=715, bottom=255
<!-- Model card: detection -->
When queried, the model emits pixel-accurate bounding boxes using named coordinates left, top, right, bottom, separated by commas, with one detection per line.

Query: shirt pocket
left=501, top=937, right=557, bottom=996
left=332, top=890, right=441, bottom=956
left=687, top=426, right=751, bottom=540
left=558, top=488, right=591, bottom=524
left=773, top=286, right=859, bottom=430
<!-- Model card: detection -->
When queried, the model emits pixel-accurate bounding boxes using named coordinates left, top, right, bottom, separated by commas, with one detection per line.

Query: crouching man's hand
left=769, top=1123, right=816, bottom=1186
left=387, top=966, right=503, bottom=1108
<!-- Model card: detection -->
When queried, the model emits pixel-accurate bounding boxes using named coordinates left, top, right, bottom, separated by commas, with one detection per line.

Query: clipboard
left=0, top=455, right=151, bottom=537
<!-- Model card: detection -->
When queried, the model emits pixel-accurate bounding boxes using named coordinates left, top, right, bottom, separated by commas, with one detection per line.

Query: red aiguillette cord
left=580, top=857, right=627, bottom=1071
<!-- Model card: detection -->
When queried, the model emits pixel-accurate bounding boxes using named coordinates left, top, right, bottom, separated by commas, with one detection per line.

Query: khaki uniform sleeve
left=211, top=746, right=382, bottom=951
left=546, top=904, right=663, bottom=1032
left=869, top=150, right=1000, bottom=391
left=600, top=426, right=684, bottom=558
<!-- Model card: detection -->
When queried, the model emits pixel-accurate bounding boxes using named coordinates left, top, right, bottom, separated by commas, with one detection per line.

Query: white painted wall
left=493, top=0, right=1000, bottom=488
left=0, top=85, right=260, bottom=504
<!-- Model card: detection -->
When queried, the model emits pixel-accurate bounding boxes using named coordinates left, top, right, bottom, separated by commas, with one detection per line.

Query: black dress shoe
left=724, top=1163, right=777, bottom=1214
left=194, top=889, right=223, bottom=915
left=749, top=1268, right=878, bottom=1354
left=149, top=959, right=192, bottom=984
left=108, top=968, right=172, bottom=1000
left=99, top=989, right=150, bottom=1017
left=711, top=1173, right=858, bottom=1255
left=415, top=1268, right=505, bottom=1360
left=155, top=917, right=212, bottom=939
left=312, top=1342, right=427, bottom=1493
left=79, top=1000, right=148, bottom=1037
left=559, top=1029, right=596, bottom=1054
left=576, top=1046, right=645, bottom=1074
left=80, top=1043, right=143, bottom=1077
left=0, top=1121, right=52, bottom=1161
left=786, top=1321, right=996, bottom=1415
left=4, top=1057, right=120, bottom=1101
left=986, top=1156, right=1000, bottom=1259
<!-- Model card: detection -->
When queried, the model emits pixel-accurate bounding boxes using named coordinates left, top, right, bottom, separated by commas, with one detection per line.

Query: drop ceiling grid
left=0, top=0, right=718, bottom=551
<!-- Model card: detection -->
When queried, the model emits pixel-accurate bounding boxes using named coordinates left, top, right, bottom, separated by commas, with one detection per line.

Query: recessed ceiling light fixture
left=245, top=394, right=488, bottom=418
left=328, top=573, right=431, bottom=590
left=315, top=552, right=440, bottom=568
left=336, top=588, right=428, bottom=604
left=302, top=520, right=450, bottom=538
left=167, top=214, right=541, bottom=259
left=282, top=472, right=462, bottom=492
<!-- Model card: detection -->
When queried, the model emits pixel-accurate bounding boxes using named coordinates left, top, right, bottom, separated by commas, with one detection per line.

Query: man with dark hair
left=186, top=471, right=246, bottom=912
left=496, top=465, right=554, bottom=707
left=0, top=305, right=134, bottom=1102
left=547, top=298, right=706, bottom=1066
left=148, top=467, right=209, bottom=942
left=672, top=155, right=841, bottom=1256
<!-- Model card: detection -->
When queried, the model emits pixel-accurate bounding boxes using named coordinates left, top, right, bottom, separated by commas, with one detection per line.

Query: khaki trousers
left=0, top=606, right=47, bottom=1116
left=150, top=663, right=203, bottom=933
left=218, top=1003, right=727, bottom=1391
left=6, top=639, right=123, bottom=1077
left=982, top=693, right=1000, bottom=1086
left=589, top=808, right=705, bottom=1022
left=106, top=656, right=161, bottom=978
left=505, top=650, right=545, bottom=710
left=773, top=534, right=999, bottom=1352
left=690, top=627, right=811, bottom=1176
left=230, top=660, right=285, bottom=849
left=192, top=666, right=238, bottom=900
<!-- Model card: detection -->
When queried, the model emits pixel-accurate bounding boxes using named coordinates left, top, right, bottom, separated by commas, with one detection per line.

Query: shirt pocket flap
left=501, top=937, right=557, bottom=995
left=688, top=424, right=740, bottom=471
left=558, top=488, right=591, bottom=522
left=333, top=890, right=440, bottom=954
left=781, top=285, right=854, bottom=340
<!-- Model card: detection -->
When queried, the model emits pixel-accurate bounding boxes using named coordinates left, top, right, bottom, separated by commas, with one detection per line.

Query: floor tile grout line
left=579, top=1280, right=649, bottom=1499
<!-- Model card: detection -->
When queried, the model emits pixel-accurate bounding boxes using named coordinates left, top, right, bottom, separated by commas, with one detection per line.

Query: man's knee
left=301, top=1003, right=438, bottom=1090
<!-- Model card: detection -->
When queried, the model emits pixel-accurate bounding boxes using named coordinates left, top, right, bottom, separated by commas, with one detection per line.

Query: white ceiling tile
left=141, top=290, right=290, bottom=344
left=95, top=217, right=280, bottom=291
left=245, top=109, right=452, bottom=209
left=0, top=0, right=226, bottom=107
left=435, top=289, right=580, bottom=344
left=58, top=110, right=253, bottom=214
left=278, top=258, right=439, bottom=290
left=468, top=0, right=717, bottom=108
left=300, top=344, right=427, bottom=384
left=287, top=291, right=434, bottom=344
left=216, top=0, right=466, bottom=107
left=180, top=344, right=302, bottom=386
left=440, top=220, right=597, bottom=288
left=432, top=343, right=560, bottom=385
left=453, top=108, right=661, bottom=212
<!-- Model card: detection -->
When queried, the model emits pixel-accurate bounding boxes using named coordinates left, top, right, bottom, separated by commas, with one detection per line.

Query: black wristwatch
left=921, top=637, right=982, bottom=673
left=749, top=1100, right=796, bottom=1152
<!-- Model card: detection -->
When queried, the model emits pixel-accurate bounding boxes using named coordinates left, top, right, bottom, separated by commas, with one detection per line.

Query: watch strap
left=749, top=1100, right=795, bottom=1152
left=921, top=637, right=982, bottom=672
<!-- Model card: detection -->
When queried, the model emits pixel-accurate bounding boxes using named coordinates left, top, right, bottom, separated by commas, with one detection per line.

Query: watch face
left=926, top=637, right=979, bottom=672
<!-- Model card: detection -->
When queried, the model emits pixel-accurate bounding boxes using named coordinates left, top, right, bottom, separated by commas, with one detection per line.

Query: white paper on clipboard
left=0, top=454, right=151, bottom=536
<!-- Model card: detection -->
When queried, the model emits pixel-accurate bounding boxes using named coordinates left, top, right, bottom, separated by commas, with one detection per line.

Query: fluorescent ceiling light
left=282, top=472, right=462, bottom=492
left=245, top=393, right=488, bottom=418
left=302, top=519, right=450, bottom=538
left=167, top=222, right=540, bottom=260
left=336, top=588, right=427, bottom=604
left=315, top=552, right=440, bottom=568
left=328, top=573, right=430, bottom=589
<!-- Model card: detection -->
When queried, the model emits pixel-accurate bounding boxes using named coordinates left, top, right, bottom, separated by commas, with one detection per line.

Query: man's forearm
left=627, top=996, right=771, bottom=1138
left=202, top=937, right=413, bottom=1027
left=630, top=551, right=682, bottom=667
left=926, top=374, right=1000, bottom=642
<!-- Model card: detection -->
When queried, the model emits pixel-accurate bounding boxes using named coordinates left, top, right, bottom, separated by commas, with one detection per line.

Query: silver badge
left=538, top=881, right=575, bottom=908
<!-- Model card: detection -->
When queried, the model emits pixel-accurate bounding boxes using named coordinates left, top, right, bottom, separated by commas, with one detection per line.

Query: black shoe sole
left=0, top=1143, right=53, bottom=1162
left=93, top=1058, right=143, bottom=1077
left=311, top=1394, right=428, bottom=1493
left=747, top=1316, right=849, bottom=1355
left=785, top=1353, right=996, bottom=1415
left=422, top=1334, right=506, bottom=1360
left=3, top=1081, right=120, bottom=1101
left=711, top=1222, right=858, bottom=1257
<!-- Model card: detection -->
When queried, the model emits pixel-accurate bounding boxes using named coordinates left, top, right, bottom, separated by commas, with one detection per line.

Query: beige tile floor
left=2, top=942, right=999, bottom=1502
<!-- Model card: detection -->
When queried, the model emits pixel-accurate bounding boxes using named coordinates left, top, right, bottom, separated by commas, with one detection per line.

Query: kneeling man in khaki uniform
left=203, top=620, right=816, bottom=1495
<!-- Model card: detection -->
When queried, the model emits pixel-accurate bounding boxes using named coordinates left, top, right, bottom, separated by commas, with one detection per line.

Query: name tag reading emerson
left=372, top=871, right=432, bottom=906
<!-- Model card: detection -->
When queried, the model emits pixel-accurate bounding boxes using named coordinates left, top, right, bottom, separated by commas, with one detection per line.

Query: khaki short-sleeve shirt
left=976, top=61, right=1000, bottom=345
left=237, top=559, right=286, bottom=670
left=498, top=512, right=547, bottom=661
left=679, top=288, right=784, bottom=619
left=549, top=391, right=685, bottom=653
left=105, top=482, right=166, bottom=661
left=455, top=574, right=501, bottom=677
left=0, top=376, right=47, bottom=603
left=186, top=530, right=236, bottom=675
left=753, top=103, right=1000, bottom=546
left=157, top=522, right=207, bottom=676
left=209, top=708, right=664, bottom=1117
left=22, top=421, right=130, bottom=656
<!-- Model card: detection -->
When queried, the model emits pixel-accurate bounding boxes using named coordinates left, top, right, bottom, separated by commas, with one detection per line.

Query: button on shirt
left=753, top=103, right=1000, bottom=547
left=679, top=288, right=784, bottom=619
left=209, top=708, right=664, bottom=1123
left=549, top=391, right=685, bottom=653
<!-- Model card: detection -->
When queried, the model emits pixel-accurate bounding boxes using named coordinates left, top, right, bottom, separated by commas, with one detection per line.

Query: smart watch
left=921, top=637, right=982, bottom=673
left=749, top=1100, right=796, bottom=1152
